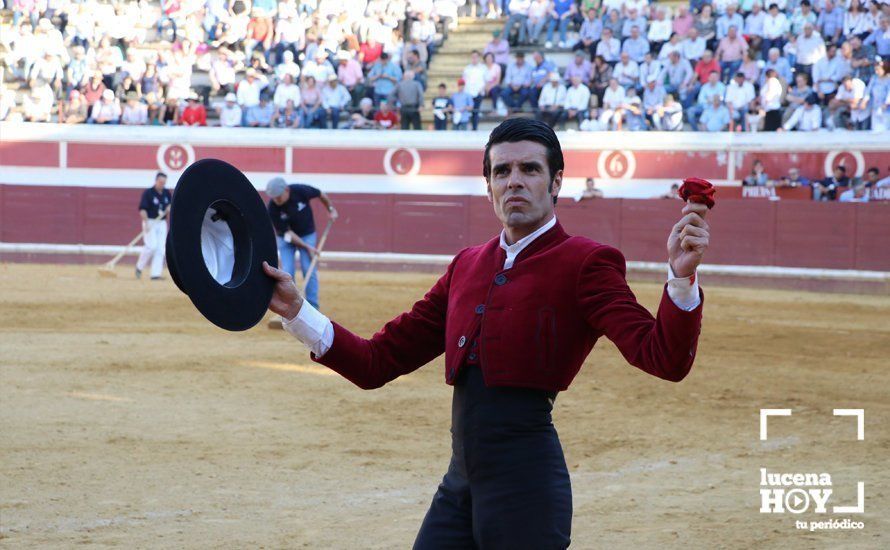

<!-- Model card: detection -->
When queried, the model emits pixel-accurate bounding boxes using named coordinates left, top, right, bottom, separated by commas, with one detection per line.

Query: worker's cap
left=266, top=177, right=289, bottom=198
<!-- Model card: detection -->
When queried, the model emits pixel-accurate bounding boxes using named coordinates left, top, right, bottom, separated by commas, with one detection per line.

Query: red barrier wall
left=2, top=184, right=888, bottom=270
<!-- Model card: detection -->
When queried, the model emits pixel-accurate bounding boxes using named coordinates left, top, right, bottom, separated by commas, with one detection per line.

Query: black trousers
left=401, top=106, right=421, bottom=130
left=413, top=366, right=572, bottom=549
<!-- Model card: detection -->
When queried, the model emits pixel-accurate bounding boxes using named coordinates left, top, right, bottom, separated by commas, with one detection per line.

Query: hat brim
left=166, top=159, right=278, bottom=331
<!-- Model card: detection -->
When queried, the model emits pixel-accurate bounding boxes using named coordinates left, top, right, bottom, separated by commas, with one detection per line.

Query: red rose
left=679, top=177, right=716, bottom=209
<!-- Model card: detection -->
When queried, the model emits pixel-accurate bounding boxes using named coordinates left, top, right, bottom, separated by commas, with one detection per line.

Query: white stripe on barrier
left=1, top=242, right=887, bottom=282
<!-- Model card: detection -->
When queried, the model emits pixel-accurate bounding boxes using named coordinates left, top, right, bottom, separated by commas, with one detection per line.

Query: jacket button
left=494, top=274, right=507, bottom=285
left=468, top=353, right=477, bottom=361
left=475, top=304, right=485, bottom=314
left=458, top=336, right=466, bottom=348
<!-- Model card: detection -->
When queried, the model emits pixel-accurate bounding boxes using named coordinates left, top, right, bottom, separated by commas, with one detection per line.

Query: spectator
left=121, top=92, right=149, bottom=126
left=463, top=50, right=487, bottom=130
left=649, top=9, right=672, bottom=53
left=561, top=75, right=591, bottom=129
left=658, top=32, right=682, bottom=61
left=622, top=8, right=647, bottom=41
left=619, top=87, right=646, bottom=131
left=273, top=73, right=301, bottom=111
left=863, top=17, right=890, bottom=60
left=245, top=93, right=275, bottom=128
left=599, top=78, right=626, bottom=129
left=653, top=93, right=684, bottom=131
left=744, top=160, right=771, bottom=186
left=744, top=3, right=766, bottom=53
left=745, top=99, right=765, bottom=131
left=699, top=94, right=731, bottom=132
left=813, top=165, right=849, bottom=200
left=865, top=61, right=890, bottom=132
left=346, top=97, right=378, bottom=130
left=88, top=88, right=121, bottom=125
left=863, top=167, right=881, bottom=189
left=503, top=0, right=531, bottom=45
left=642, top=76, right=666, bottom=125
left=321, top=74, right=351, bottom=129
left=574, top=8, right=603, bottom=59
left=368, top=52, right=402, bottom=105
left=218, top=92, right=243, bottom=127
left=575, top=178, right=604, bottom=201
left=682, top=27, right=706, bottom=62
left=483, top=52, right=503, bottom=112
left=591, top=55, right=613, bottom=103
left=210, top=50, right=238, bottom=97
left=660, top=183, right=681, bottom=199
left=500, top=52, right=533, bottom=114
left=812, top=44, right=847, bottom=103
left=762, top=4, right=789, bottom=58
left=695, top=4, right=717, bottom=47
left=537, top=73, right=566, bottom=128
left=674, top=6, right=694, bottom=39
left=622, top=26, right=651, bottom=64
left=760, top=69, right=784, bottom=131
left=180, top=93, right=207, bottom=126
left=715, top=26, right=748, bottom=81
left=60, top=90, right=89, bottom=124
left=451, top=79, right=474, bottom=130
left=717, top=5, right=744, bottom=41
left=237, top=68, right=268, bottom=115
left=638, top=52, right=663, bottom=89
left=114, top=75, right=139, bottom=102
left=828, top=75, right=868, bottom=130
left=596, top=28, right=621, bottom=64
left=725, top=72, right=756, bottom=130
left=564, top=51, right=593, bottom=83
left=274, top=99, right=301, bottom=129
left=302, top=50, right=335, bottom=84
left=483, top=30, right=511, bottom=67
left=690, top=71, right=726, bottom=127
left=336, top=51, right=366, bottom=109
left=838, top=182, right=870, bottom=203
left=777, top=167, right=811, bottom=188
left=795, top=23, right=826, bottom=77
left=404, top=49, right=428, bottom=91
left=529, top=51, right=557, bottom=110
left=29, top=51, right=64, bottom=94
left=740, top=50, right=762, bottom=85
left=81, top=71, right=107, bottom=107
left=817, top=0, right=844, bottom=45
left=525, top=0, right=549, bottom=45
left=432, top=83, right=453, bottom=130
left=299, top=76, right=324, bottom=129
left=763, top=47, right=794, bottom=87
left=614, top=52, right=640, bottom=89
left=392, top=70, right=424, bottom=130
left=662, top=51, right=695, bottom=107
left=785, top=73, right=814, bottom=113
left=373, top=99, right=399, bottom=129
left=694, top=50, right=721, bottom=88
left=545, top=0, right=576, bottom=48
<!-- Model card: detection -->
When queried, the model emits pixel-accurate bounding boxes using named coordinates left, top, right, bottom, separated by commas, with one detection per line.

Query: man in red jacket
left=263, top=118, right=709, bottom=548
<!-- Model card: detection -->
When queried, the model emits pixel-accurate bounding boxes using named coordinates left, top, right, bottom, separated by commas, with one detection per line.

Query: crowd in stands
left=0, top=0, right=888, bottom=132
left=740, top=159, right=890, bottom=200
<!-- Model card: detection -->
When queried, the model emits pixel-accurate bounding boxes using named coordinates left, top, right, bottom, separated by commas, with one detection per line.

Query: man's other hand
left=263, top=261, right=304, bottom=320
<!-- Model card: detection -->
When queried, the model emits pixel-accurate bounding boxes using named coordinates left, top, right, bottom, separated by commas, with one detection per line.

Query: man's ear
left=550, top=170, right=563, bottom=201
left=485, top=179, right=493, bottom=203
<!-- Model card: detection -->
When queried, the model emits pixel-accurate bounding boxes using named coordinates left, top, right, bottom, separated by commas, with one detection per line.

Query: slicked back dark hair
left=483, top=118, right=564, bottom=205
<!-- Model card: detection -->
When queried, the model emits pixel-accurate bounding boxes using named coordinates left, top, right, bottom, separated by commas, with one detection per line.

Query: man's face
left=834, top=167, right=844, bottom=178
left=631, top=27, right=639, bottom=39
left=728, top=26, right=737, bottom=39
left=789, top=169, right=799, bottom=180
left=273, top=188, right=290, bottom=206
left=708, top=72, right=719, bottom=84
left=804, top=25, right=812, bottom=37
left=486, top=141, right=561, bottom=232
left=471, top=52, right=480, bottom=64
left=867, top=171, right=878, bottom=183
left=155, top=176, right=167, bottom=190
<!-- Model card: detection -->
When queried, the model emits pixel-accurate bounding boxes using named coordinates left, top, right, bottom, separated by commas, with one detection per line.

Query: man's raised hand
left=667, top=202, right=710, bottom=279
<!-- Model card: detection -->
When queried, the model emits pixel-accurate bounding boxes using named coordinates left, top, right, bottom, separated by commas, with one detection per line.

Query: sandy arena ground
left=0, top=263, right=888, bottom=549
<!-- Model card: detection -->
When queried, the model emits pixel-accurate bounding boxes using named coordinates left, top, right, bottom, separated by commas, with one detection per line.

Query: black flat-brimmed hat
left=166, top=159, right=278, bottom=331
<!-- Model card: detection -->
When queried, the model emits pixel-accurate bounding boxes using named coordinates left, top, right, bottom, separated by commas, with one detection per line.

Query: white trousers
left=136, top=219, right=168, bottom=278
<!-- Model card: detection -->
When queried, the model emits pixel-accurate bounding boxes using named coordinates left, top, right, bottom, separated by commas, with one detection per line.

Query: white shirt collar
left=499, top=215, right=557, bottom=270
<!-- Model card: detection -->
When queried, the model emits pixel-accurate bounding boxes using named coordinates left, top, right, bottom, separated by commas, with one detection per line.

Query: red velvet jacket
left=312, top=221, right=704, bottom=391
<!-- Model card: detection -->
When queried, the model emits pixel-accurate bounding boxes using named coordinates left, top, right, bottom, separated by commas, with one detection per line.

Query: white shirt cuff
left=282, top=300, right=334, bottom=358
left=666, top=263, right=701, bottom=312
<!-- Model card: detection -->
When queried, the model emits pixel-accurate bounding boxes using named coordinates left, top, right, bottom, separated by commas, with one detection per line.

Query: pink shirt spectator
left=483, top=38, right=510, bottom=66
left=716, top=36, right=749, bottom=63
left=337, top=58, right=364, bottom=87
left=673, top=13, right=694, bottom=37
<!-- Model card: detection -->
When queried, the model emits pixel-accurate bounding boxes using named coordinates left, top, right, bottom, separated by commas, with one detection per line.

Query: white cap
left=102, top=89, right=114, bottom=100
left=225, top=92, right=237, bottom=102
